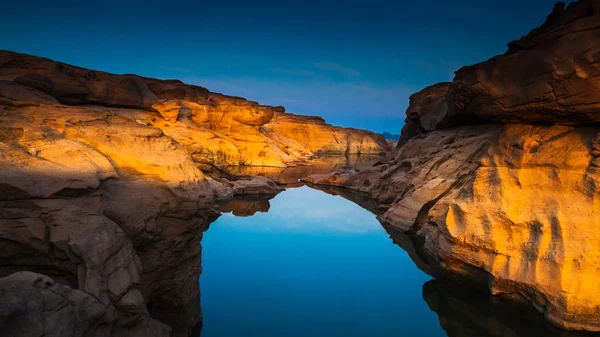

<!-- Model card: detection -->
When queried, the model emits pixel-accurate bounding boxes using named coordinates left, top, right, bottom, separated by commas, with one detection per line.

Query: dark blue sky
left=1, top=0, right=567, bottom=133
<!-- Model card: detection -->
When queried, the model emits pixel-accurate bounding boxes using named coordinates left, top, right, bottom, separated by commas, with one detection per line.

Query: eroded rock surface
left=0, top=271, right=170, bottom=337
left=0, top=98, right=217, bottom=336
left=309, top=123, right=600, bottom=331
left=307, top=0, right=600, bottom=331
left=0, top=50, right=389, bottom=170
left=0, top=47, right=390, bottom=336
left=422, top=279, right=598, bottom=337
left=448, top=1, right=600, bottom=125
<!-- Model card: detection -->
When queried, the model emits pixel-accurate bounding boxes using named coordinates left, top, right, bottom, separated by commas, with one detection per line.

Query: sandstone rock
left=367, top=1, right=600, bottom=330
left=0, top=50, right=390, bottom=170
left=396, top=0, right=600, bottom=147
left=0, top=271, right=108, bottom=337
left=0, top=272, right=170, bottom=337
left=0, top=48, right=389, bottom=337
left=265, top=112, right=390, bottom=154
left=230, top=176, right=282, bottom=197
left=0, top=98, right=215, bottom=336
left=405, top=82, right=452, bottom=131
left=309, top=123, right=600, bottom=331
left=448, top=0, right=600, bottom=125
left=222, top=154, right=387, bottom=187
left=397, top=118, right=424, bottom=147
left=422, top=279, right=591, bottom=337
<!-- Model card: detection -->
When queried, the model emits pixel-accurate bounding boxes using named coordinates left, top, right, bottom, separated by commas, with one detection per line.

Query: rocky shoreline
left=304, top=0, right=600, bottom=331
left=0, top=50, right=388, bottom=336
left=1, top=0, right=600, bottom=335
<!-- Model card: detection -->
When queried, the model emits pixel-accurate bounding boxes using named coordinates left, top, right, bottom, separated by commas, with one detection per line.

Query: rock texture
left=422, top=279, right=598, bottom=337
left=0, top=272, right=170, bottom=337
left=448, top=1, right=600, bottom=125
left=307, top=0, right=600, bottom=331
left=401, top=82, right=451, bottom=139
left=222, top=154, right=387, bottom=187
left=0, top=50, right=389, bottom=171
left=265, top=112, right=388, bottom=155
left=397, top=0, right=600, bottom=148
left=0, top=98, right=217, bottom=336
left=0, top=49, right=389, bottom=336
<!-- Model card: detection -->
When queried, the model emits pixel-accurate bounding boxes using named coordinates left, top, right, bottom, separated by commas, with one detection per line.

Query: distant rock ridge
left=0, top=50, right=390, bottom=170
left=381, top=132, right=400, bottom=141
left=305, top=0, right=600, bottom=331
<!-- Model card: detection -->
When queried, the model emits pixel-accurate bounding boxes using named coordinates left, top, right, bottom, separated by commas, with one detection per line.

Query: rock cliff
left=305, top=0, right=600, bottom=331
left=0, top=50, right=389, bottom=170
left=0, top=50, right=388, bottom=336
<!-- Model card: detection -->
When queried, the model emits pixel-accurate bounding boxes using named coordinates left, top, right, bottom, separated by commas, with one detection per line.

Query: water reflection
left=217, top=196, right=272, bottom=217
left=423, top=279, right=600, bottom=337
left=204, top=185, right=600, bottom=337
left=217, top=186, right=382, bottom=233
left=219, top=154, right=387, bottom=186
left=202, top=186, right=443, bottom=337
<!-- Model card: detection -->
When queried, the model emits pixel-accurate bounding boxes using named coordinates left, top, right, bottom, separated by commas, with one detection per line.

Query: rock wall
left=306, top=0, right=600, bottom=331
left=0, top=98, right=217, bottom=336
left=0, top=50, right=389, bottom=170
left=0, top=49, right=390, bottom=336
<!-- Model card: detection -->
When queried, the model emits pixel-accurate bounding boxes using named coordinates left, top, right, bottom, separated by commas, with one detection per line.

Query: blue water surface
left=200, top=186, right=447, bottom=337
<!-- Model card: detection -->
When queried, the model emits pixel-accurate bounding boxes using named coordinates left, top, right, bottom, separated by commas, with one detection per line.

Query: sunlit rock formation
left=0, top=98, right=217, bottom=336
left=305, top=0, right=600, bottom=331
left=0, top=50, right=388, bottom=335
left=0, top=50, right=389, bottom=171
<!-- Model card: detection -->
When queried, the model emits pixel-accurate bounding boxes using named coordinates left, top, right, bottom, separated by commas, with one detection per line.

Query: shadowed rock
left=423, top=279, right=600, bottom=337
left=0, top=271, right=170, bottom=337
left=448, top=0, right=600, bottom=125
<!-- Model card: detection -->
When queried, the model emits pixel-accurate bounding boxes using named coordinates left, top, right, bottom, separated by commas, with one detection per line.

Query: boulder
left=448, top=0, right=600, bottom=125
left=0, top=272, right=170, bottom=337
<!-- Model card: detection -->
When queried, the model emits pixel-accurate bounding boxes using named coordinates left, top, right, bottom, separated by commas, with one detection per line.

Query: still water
left=199, top=186, right=599, bottom=337
left=200, top=186, right=446, bottom=337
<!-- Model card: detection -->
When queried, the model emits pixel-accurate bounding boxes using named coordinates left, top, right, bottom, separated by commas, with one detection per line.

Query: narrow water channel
left=200, top=186, right=445, bottom=337
left=198, top=186, right=600, bottom=337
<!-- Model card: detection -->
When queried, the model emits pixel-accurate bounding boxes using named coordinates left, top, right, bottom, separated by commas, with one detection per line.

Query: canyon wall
left=306, top=0, right=600, bottom=331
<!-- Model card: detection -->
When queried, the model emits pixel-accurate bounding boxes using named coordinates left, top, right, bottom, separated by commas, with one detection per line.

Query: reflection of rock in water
left=218, top=196, right=273, bottom=217
left=221, top=154, right=388, bottom=187
left=0, top=50, right=389, bottom=337
left=423, top=279, right=600, bottom=337
left=305, top=184, right=384, bottom=216
left=300, top=184, right=600, bottom=337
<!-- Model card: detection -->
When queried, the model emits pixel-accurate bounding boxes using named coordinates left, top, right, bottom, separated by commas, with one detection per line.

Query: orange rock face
left=0, top=49, right=389, bottom=336
left=0, top=50, right=389, bottom=170
left=265, top=112, right=389, bottom=155
left=309, top=124, right=600, bottom=330
left=307, top=0, right=600, bottom=331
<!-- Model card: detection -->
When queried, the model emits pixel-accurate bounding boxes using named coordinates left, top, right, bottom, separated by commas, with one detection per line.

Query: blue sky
left=1, top=0, right=566, bottom=133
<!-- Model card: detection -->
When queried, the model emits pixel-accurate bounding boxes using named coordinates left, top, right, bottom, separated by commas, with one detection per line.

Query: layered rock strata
left=0, top=50, right=389, bottom=170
